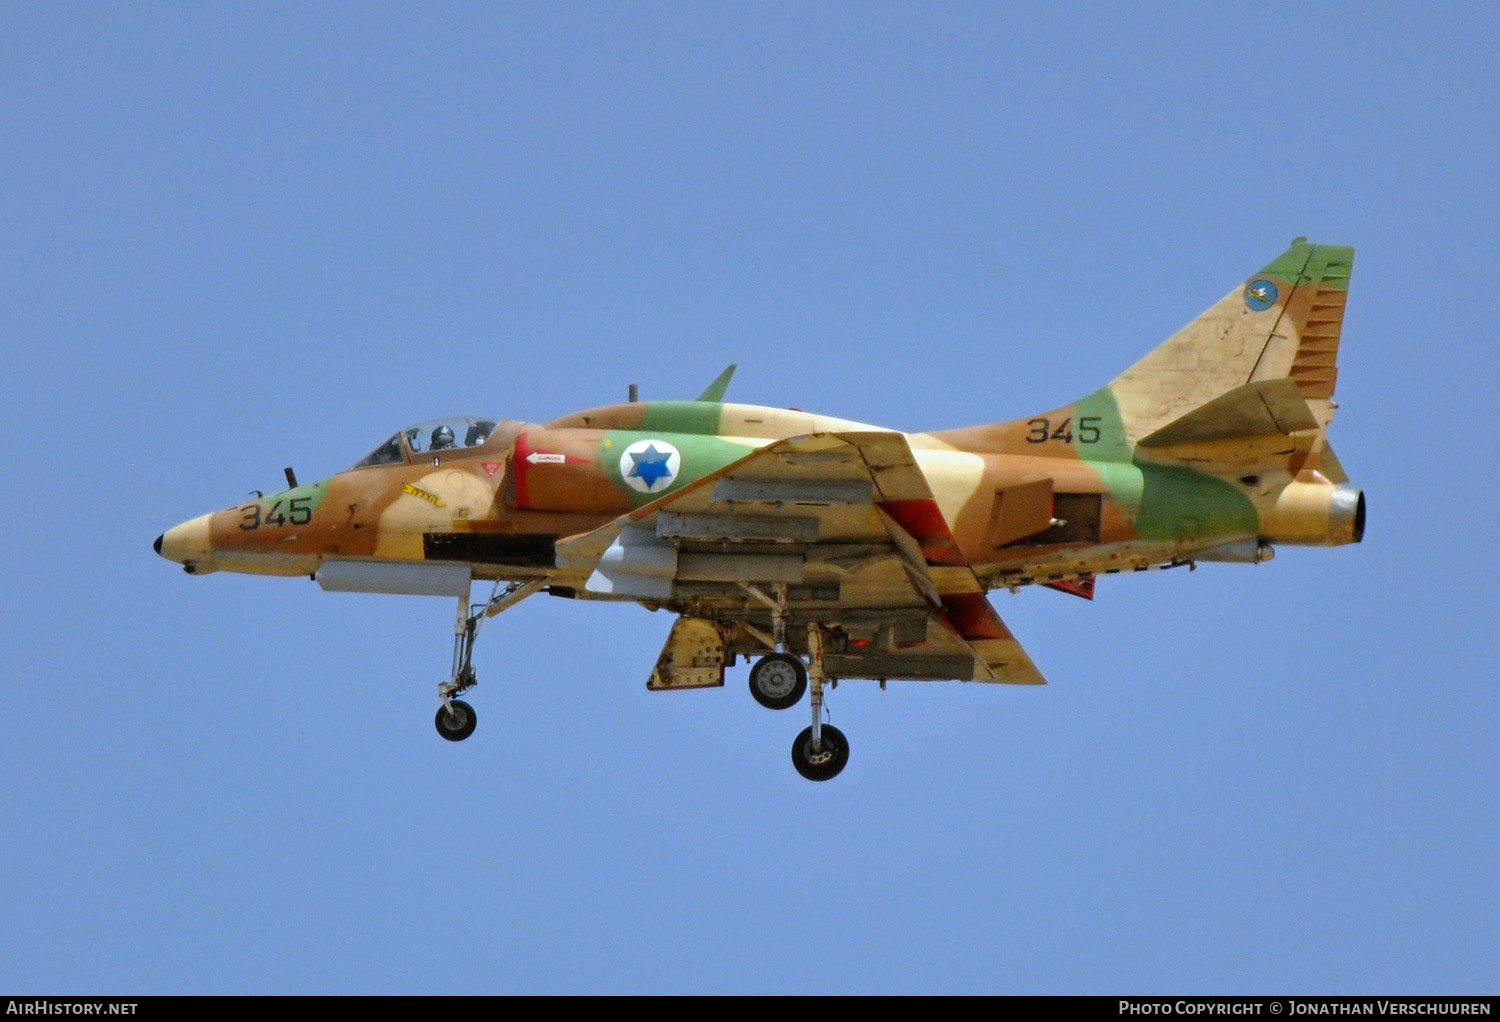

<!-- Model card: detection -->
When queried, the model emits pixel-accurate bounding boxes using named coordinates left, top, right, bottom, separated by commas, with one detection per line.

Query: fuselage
left=154, top=399, right=1364, bottom=591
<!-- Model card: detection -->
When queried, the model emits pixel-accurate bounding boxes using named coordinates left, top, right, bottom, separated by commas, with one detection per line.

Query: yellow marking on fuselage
left=402, top=482, right=446, bottom=507
left=377, top=470, right=500, bottom=560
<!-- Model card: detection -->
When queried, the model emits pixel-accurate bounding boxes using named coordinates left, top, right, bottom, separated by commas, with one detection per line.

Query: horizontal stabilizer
left=1138, top=378, right=1320, bottom=449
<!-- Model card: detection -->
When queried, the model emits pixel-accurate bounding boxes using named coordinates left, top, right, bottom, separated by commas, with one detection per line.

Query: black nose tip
left=153, top=533, right=163, bottom=555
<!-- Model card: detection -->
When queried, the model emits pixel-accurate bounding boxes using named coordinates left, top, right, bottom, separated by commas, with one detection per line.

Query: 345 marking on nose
left=239, top=497, right=313, bottom=530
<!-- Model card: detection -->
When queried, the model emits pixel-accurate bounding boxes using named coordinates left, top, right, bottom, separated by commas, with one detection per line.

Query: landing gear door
left=648, top=616, right=727, bottom=691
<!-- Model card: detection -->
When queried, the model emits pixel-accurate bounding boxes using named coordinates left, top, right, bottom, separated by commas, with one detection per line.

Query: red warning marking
left=1043, top=575, right=1096, bottom=600
left=482, top=462, right=503, bottom=477
left=877, top=499, right=965, bottom=565
left=939, top=592, right=1012, bottom=641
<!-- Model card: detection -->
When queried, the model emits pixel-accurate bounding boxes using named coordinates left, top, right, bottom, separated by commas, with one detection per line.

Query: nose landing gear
left=435, top=699, right=477, bottom=742
left=432, top=579, right=544, bottom=742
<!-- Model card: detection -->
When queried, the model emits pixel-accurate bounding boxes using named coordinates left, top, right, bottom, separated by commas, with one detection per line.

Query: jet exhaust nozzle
left=1262, top=482, right=1365, bottom=547
left=1333, top=484, right=1366, bottom=544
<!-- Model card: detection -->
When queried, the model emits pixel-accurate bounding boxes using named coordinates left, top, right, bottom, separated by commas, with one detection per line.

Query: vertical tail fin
left=930, top=238, right=1355, bottom=479
left=1109, top=238, right=1354, bottom=445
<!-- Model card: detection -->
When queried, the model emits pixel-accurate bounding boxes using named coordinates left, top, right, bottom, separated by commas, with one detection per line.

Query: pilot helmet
left=431, top=425, right=456, bottom=450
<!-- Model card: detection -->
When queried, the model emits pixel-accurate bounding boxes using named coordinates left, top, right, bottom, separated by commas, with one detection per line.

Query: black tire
left=435, top=699, right=477, bottom=742
left=791, top=724, right=849, bottom=781
left=748, top=653, right=808, bottom=710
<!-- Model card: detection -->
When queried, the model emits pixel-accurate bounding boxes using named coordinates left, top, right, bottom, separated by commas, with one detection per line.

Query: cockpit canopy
left=353, top=417, right=504, bottom=468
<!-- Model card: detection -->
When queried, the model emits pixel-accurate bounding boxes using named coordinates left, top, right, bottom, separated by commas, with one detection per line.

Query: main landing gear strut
left=434, top=577, right=849, bottom=779
left=434, top=579, right=544, bottom=742
left=741, top=584, right=849, bottom=781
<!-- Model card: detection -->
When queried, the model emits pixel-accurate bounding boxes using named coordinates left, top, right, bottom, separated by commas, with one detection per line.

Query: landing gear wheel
left=749, top=653, right=808, bottom=710
left=435, top=699, right=477, bottom=742
left=791, top=724, right=849, bottom=781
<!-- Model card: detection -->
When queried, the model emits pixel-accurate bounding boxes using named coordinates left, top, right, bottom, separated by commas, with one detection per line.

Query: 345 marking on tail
left=1025, top=416, right=1104, bottom=444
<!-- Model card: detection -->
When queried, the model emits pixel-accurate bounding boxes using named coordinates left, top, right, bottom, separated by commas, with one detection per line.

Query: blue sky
left=3, top=2, right=1497, bottom=994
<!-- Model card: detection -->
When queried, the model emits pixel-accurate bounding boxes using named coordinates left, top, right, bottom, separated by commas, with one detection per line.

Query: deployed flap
left=818, top=601, right=1046, bottom=685
left=932, top=592, right=1048, bottom=684
left=1138, top=378, right=1320, bottom=448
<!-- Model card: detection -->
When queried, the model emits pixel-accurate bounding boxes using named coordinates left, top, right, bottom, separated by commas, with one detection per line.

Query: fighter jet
left=156, top=238, right=1365, bottom=780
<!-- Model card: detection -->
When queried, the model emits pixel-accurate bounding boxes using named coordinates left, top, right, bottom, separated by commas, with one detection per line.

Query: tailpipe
left=1262, top=482, right=1366, bottom=547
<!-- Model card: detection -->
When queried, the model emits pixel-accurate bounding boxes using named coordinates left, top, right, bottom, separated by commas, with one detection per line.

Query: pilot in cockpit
left=430, top=425, right=457, bottom=451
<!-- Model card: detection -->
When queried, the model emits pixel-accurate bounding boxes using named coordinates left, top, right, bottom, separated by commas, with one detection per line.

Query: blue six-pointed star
left=628, top=444, right=674, bottom=489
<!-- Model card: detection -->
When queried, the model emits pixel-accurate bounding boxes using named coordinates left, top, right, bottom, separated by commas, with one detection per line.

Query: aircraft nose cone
left=157, top=513, right=215, bottom=569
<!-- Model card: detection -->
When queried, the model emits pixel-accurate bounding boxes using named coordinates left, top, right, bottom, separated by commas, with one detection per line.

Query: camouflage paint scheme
left=157, top=239, right=1364, bottom=743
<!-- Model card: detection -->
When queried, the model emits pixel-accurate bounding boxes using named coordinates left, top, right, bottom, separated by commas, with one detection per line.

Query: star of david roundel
left=619, top=439, right=682, bottom=493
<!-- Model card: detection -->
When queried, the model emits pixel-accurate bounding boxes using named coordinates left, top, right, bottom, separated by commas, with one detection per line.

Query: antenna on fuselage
left=628, top=384, right=639, bottom=403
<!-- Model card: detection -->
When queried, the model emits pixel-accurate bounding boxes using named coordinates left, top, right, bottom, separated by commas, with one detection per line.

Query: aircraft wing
left=555, top=431, right=1046, bottom=685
